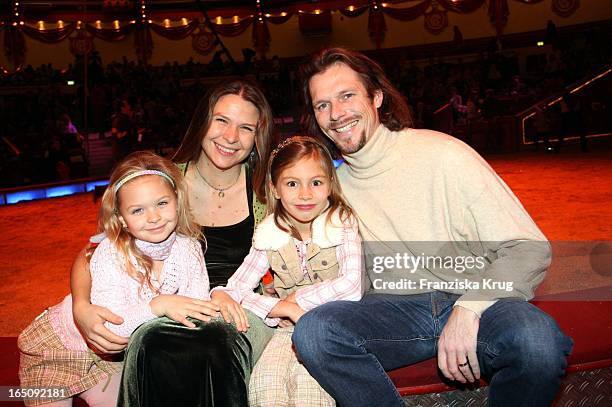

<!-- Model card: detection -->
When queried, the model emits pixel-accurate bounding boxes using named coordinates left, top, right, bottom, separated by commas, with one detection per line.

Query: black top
left=187, top=163, right=255, bottom=288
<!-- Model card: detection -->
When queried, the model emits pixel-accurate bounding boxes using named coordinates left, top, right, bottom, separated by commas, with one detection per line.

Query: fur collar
left=253, top=209, right=348, bottom=251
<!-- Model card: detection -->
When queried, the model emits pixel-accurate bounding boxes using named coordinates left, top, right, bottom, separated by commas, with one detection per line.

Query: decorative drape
left=369, top=5, right=387, bottom=48
left=488, top=0, right=509, bottom=36
left=267, top=13, right=294, bottom=25
left=85, top=23, right=134, bottom=41
left=4, top=27, right=26, bottom=69
left=21, top=23, right=76, bottom=43
left=299, top=11, right=333, bottom=36
left=382, top=0, right=433, bottom=21
left=339, top=5, right=370, bottom=18
left=438, top=0, right=486, bottom=13
left=69, top=30, right=94, bottom=56
left=211, top=17, right=254, bottom=37
left=551, top=0, right=580, bottom=18
left=424, top=6, right=449, bottom=35
left=252, top=19, right=270, bottom=57
left=1, top=0, right=581, bottom=68
left=134, top=25, right=153, bottom=62
left=149, top=19, right=199, bottom=39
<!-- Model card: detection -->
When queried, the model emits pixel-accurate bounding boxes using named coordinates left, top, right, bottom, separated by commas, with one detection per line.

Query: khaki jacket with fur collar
left=252, top=210, right=348, bottom=299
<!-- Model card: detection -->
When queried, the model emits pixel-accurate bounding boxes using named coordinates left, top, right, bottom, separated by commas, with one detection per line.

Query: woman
left=71, top=79, right=276, bottom=406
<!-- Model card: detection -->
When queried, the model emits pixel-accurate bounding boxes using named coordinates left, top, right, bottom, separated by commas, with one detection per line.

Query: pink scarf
left=135, top=232, right=177, bottom=261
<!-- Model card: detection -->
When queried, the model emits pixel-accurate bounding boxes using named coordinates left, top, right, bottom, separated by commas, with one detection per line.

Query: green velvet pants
left=117, top=311, right=274, bottom=407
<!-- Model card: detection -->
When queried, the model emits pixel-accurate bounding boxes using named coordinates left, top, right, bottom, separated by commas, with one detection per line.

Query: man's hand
left=210, top=291, right=250, bottom=332
left=73, top=301, right=128, bottom=354
left=437, top=305, right=481, bottom=383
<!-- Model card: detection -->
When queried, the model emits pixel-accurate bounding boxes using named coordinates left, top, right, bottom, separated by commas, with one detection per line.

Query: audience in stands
left=0, top=28, right=609, bottom=187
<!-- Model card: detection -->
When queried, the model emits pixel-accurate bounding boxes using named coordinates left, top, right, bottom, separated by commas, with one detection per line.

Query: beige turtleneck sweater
left=336, top=124, right=550, bottom=316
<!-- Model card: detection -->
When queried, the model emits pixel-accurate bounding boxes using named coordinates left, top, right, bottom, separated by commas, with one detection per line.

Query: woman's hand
left=150, top=295, right=221, bottom=328
left=73, top=300, right=128, bottom=354
left=210, top=291, right=250, bottom=332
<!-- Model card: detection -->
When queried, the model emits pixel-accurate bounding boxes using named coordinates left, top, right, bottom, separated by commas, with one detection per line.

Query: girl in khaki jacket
left=211, top=136, right=363, bottom=406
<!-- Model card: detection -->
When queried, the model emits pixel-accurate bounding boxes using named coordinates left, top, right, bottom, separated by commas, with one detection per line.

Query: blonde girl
left=18, top=151, right=215, bottom=406
left=211, top=136, right=363, bottom=406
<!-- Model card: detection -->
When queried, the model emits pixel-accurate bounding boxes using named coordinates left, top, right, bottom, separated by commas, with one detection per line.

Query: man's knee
left=504, top=307, right=572, bottom=374
left=293, top=302, right=355, bottom=360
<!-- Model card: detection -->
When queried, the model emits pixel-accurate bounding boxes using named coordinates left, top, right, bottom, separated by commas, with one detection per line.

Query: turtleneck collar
left=340, top=124, right=399, bottom=178
left=135, top=232, right=177, bottom=261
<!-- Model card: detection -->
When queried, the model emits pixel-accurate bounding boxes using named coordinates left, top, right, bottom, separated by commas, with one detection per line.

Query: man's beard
left=336, top=129, right=367, bottom=155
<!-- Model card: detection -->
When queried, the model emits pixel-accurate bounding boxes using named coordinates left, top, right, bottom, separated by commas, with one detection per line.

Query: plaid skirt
left=18, top=309, right=122, bottom=406
left=249, top=326, right=335, bottom=407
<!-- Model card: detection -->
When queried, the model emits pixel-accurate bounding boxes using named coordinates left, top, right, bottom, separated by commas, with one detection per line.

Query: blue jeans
left=293, top=292, right=573, bottom=407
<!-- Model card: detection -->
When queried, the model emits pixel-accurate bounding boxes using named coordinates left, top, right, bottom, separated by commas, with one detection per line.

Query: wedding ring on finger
left=458, top=362, right=469, bottom=368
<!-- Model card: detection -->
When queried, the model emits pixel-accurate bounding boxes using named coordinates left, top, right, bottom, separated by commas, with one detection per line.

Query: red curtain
left=437, top=0, right=486, bottom=13
left=339, top=5, right=370, bottom=18
left=21, top=23, right=76, bottom=43
left=267, top=14, right=294, bottom=25
left=212, top=17, right=254, bottom=37
left=488, top=0, right=509, bottom=35
left=149, top=20, right=199, bottom=39
left=85, top=23, right=135, bottom=41
left=382, top=0, right=431, bottom=21
left=298, top=11, right=333, bottom=36
left=134, top=25, right=153, bottom=61
left=369, top=7, right=387, bottom=48
left=1, top=0, right=554, bottom=61
left=252, top=20, right=270, bottom=57
left=4, top=27, right=26, bottom=68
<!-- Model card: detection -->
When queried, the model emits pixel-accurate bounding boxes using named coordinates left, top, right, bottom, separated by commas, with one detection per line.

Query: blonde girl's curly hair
left=98, top=151, right=202, bottom=293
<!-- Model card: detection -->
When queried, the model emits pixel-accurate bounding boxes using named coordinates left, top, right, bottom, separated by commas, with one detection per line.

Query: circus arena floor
left=0, top=139, right=610, bottom=404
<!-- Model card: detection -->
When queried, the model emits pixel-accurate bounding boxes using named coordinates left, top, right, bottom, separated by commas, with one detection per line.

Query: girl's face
left=201, top=94, right=259, bottom=170
left=272, top=154, right=331, bottom=237
left=118, top=175, right=178, bottom=243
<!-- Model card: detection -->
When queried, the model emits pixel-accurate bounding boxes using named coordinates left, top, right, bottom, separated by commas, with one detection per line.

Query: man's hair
left=300, top=48, right=413, bottom=139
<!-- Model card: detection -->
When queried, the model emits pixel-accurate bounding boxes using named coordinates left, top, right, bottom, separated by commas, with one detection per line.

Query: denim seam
left=360, top=337, right=433, bottom=344
left=354, top=338, right=408, bottom=406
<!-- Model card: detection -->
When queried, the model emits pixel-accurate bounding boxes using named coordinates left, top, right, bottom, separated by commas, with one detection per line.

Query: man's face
left=309, top=63, right=382, bottom=155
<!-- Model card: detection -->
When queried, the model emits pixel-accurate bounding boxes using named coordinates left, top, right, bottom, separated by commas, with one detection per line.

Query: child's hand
left=270, top=300, right=305, bottom=324
left=210, top=291, right=250, bottom=332
left=287, top=302, right=306, bottom=323
left=278, top=318, right=295, bottom=328
left=150, top=295, right=221, bottom=328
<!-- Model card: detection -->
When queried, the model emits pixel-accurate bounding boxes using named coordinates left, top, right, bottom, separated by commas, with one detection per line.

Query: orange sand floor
left=1, top=140, right=611, bottom=337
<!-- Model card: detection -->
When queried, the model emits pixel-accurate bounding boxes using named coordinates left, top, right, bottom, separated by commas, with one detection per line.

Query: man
left=293, top=48, right=572, bottom=406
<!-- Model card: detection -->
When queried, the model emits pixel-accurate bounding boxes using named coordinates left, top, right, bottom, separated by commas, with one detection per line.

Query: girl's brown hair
left=172, top=79, right=274, bottom=202
left=266, top=136, right=353, bottom=239
left=99, top=151, right=202, bottom=292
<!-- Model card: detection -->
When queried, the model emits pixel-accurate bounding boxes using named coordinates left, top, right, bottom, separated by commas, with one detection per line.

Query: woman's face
left=200, top=94, right=260, bottom=170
